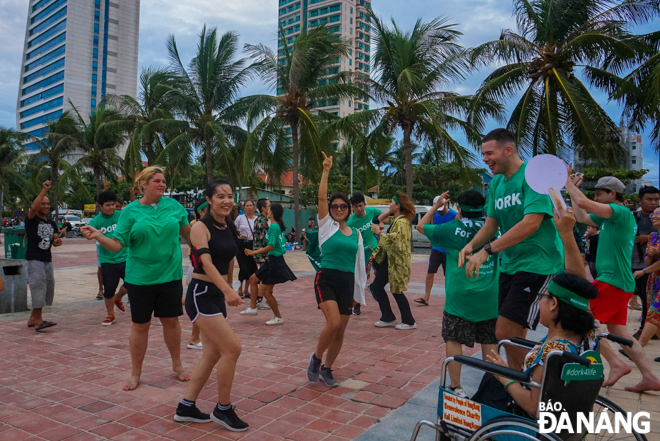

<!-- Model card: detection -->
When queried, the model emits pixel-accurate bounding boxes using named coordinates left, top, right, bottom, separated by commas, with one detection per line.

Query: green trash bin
left=2, top=227, right=27, bottom=260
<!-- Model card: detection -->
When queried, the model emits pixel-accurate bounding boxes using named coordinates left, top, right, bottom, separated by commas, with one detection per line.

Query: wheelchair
left=410, top=333, right=647, bottom=441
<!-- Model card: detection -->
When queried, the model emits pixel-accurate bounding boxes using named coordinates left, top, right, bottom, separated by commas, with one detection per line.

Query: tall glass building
left=16, top=0, right=140, bottom=150
left=278, top=0, right=372, bottom=150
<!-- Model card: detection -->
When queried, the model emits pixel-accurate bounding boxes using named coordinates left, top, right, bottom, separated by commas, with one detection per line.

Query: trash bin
left=2, top=227, right=27, bottom=260
left=0, top=259, right=28, bottom=314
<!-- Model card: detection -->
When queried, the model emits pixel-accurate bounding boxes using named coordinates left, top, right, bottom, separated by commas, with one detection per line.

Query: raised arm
left=417, top=192, right=448, bottom=235
left=81, top=225, right=124, bottom=252
left=564, top=168, right=609, bottom=225
left=28, top=181, right=52, bottom=220
left=552, top=202, right=586, bottom=279
left=318, top=151, right=333, bottom=221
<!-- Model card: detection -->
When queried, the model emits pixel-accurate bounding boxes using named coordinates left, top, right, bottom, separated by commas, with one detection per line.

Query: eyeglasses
left=330, top=204, right=349, bottom=211
left=538, top=293, right=553, bottom=300
left=650, top=213, right=660, bottom=219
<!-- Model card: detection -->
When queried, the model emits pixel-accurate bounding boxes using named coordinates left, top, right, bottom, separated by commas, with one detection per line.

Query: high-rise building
left=16, top=0, right=140, bottom=151
left=278, top=0, right=372, bottom=150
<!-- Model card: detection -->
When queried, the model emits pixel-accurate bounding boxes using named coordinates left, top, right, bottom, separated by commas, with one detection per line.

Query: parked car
left=61, top=215, right=85, bottom=233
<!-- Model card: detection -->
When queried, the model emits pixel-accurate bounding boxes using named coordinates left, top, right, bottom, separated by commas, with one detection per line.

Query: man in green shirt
left=348, top=193, right=383, bottom=315
left=567, top=174, right=660, bottom=393
left=417, top=190, right=498, bottom=398
left=89, top=191, right=128, bottom=326
left=460, top=129, right=562, bottom=370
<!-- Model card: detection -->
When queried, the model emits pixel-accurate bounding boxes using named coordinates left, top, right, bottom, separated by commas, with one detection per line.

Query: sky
left=0, top=0, right=657, bottom=184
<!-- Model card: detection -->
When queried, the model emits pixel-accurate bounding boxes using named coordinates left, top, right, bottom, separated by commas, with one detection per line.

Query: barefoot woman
left=82, top=166, right=191, bottom=390
left=175, top=179, right=248, bottom=431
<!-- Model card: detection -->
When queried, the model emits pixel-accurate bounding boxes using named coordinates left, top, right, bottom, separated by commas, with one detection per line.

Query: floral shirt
left=253, top=214, right=270, bottom=264
left=645, top=233, right=660, bottom=305
left=373, top=215, right=411, bottom=293
left=522, top=330, right=597, bottom=375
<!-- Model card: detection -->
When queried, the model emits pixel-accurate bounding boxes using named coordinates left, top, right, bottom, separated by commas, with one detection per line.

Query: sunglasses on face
left=330, top=204, right=349, bottom=211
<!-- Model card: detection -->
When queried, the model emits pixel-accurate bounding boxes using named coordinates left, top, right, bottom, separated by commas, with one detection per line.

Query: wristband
left=504, top=380, right=517, bottom=389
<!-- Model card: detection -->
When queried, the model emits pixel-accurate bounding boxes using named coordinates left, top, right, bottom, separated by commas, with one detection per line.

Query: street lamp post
left=350, top=144, right=354, bottom=196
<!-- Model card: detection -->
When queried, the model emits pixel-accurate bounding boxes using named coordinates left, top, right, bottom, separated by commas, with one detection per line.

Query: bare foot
left=174, top=365, right=191, bottom=381
left=603, top=364, right=631, bottom=387
left=625, top=377, right=660, bottom=393
left=123, top=375, right=140, bottom=391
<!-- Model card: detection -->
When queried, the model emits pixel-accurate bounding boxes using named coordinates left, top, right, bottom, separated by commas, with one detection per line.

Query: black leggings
left=371, top=259, right=415, bottom=325
left=635, top=272, right=649, bottom=328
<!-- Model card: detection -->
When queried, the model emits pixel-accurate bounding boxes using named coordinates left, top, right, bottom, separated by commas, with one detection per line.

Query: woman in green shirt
left=307, top=152, right=366, bottom=387
left=242, top=203, right=296, bottom=325
left=81, top=166, right=192, bottom=391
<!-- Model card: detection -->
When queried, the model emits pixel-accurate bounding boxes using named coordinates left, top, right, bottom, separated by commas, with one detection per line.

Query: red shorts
left=591, top=280, right=633, bottom=326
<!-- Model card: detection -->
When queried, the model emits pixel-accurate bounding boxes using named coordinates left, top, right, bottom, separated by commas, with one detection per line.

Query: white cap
left=433, top=196, right=444, bottom=211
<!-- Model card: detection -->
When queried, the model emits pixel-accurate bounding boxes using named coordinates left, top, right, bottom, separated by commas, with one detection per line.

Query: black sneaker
left=212, top=406, right=249, bottom=432
left=353, top=304, right=361, bottom=316
left=319, top=366, right=339, bottom=387
left=174, top=403, right=211, bottom=423
left=307, top=353, right=321, bottom=382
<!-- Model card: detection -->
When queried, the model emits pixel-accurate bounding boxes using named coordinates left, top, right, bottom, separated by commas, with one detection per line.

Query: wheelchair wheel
left=585, top=395, right=647, bottom=441
left=469, top=416, right=563, bottom=441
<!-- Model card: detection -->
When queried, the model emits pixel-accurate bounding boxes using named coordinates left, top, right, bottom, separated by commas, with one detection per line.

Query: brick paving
left=1, top=238, right=659, bottom=440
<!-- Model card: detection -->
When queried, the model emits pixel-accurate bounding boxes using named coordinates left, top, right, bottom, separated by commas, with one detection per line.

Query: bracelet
left=504, top=380, right=517, bottom=389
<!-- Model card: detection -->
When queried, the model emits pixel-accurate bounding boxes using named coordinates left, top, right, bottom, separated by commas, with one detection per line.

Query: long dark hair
left=193, top=197, right=207, bottom=221
left=270, top=203, right=285, bottom=232
left=203, top=178, right=238, bottom=240
left=549, top=273, right=597, bottom=336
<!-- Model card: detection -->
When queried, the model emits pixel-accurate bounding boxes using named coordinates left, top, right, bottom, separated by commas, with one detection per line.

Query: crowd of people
left=5, top=127, right=660, bottom=433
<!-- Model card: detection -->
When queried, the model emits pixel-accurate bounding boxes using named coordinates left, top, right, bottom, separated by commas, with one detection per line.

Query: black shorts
left=427, top=249, right=447, bottom=274
left=101, top=262, right=125, bottom=299
left=442, top=311, right=497, bottom=347
left=498, top=271, right=553, bottom=330
left=185, top=279, right=227, bottom=323
left=314, top=269, right=354, bottom=316
left=125, top=280, right=183, bottom=324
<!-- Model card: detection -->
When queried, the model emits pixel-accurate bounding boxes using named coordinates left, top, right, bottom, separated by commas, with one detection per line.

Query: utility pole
left=350, top=145, right=354, bottom=196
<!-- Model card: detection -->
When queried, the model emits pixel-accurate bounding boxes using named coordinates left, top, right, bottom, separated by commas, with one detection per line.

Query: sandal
left=414, top=298, right=429, bottom=306
left=96, top=293, right=104, bottom=300
left=35, top=321, right=57, bottom=332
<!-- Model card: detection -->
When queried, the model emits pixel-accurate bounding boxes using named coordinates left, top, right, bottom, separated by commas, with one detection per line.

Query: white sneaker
left=450, top=386, right=468, bottom=398
left=257, top=301, right=271, bottom=310
left=187, top=342, right=203, bottom=350
left=240, top=307, right=258, bottom=315
left=265, top=316, right=284, bottom=326
left=374, top=320, right=397, bottom=328
left=395, top=323, right=417, bottom=330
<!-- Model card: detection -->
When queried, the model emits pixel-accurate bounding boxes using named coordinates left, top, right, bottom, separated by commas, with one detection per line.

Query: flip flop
left=27, top=324, right=35, bottom=328
left=96, top=293, right=104, bottom=300
left=35, top=321, right=57, bottom=332
left=414, top=298, right=429, bottom=306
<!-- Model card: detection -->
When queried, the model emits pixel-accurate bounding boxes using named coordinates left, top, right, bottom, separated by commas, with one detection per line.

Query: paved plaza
left=0, top=237, right=659, bottom=440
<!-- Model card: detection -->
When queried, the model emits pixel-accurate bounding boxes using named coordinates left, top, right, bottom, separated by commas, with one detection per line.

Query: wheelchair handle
left=561, top=351, right=591, bottom=367
left=598, top=333, right=633, bottom=348
left=453, top=355, right=531, bottom=383
left=509, top=337, right=537, bottom=349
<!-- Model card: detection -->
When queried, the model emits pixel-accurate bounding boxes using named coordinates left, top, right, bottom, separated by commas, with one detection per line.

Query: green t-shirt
left=347, top=207, right=381, bottom=261
left=267, top=223, right=287, bottom=257
left=425, top=220, right=499, bottom=322
left=485, top=162, right=562, bottom=275
left=321, top=228, right=359, bottom=273
left=89, top=211, right=127, bottom=264
left=590, top=204, right=636, bottom=292
left=113, top=197, right=189, bottom=285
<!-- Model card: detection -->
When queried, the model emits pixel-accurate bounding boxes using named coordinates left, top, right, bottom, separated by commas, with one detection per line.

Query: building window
left=92, top=74, right=97, bottom=84
left=92, top=61, right=98, bottom=71
left=350, top=27, right=353, bottom=34
left=348, top=100, right=352, bottom=107
left=94, top=35, right=99, bottom=46
left=92, top=86, right=97, bottom=97
left=95, top=0, right=100, bottom=7
left=93, top=48, right=98, bottom=58
left=349, top=59, right=352, bottom=65
left=95, top=10, right=100, bottom=21
left=350, top=17, right=353, bottom=24
left=349, top=48, right=352, bottom=55
left=632, top=158, right=636, bottom=164
left=350, top=7, right=353, bottom=13
left=91, top=99, right=96, bottom=109
left=94, top=23, right=99, bottom=33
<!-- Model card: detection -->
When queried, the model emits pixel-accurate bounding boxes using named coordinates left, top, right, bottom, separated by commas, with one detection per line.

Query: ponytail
left=270, top=203, right=285, bottom=232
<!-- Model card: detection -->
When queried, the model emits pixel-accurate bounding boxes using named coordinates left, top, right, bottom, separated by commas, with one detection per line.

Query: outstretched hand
left=80, top=225, right=100, bottom=240
left=322, top=151, right=333, bottom=171
left=552, top=200, right=576, bottom=236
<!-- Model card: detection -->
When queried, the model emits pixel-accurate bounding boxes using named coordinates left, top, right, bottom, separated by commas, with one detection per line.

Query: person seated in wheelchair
left=480, top=204, right=598, bottom=418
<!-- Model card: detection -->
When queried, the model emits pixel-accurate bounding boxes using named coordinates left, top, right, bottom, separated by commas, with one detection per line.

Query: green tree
left=167, top=26, right=253, bottom=184
left=341, top=12, right=493, bottom=199
left=0, top=127, right=27, bottom=225
left=368, top=135, right=396, bottom=199
left=468, top=0, right=658, bottom=164
left=386, top=141, right=421, bottom=186
left=235, top=24, right=362, bottom=235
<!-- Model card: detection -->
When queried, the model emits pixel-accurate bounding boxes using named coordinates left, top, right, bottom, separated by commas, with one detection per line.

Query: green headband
left=546, top=281, right=589, bottom=311
left=459, top=204, right=484, bottom=213
left=393, top=195, right=400, bottom=205
left=196, top=201, right=208, bottom=213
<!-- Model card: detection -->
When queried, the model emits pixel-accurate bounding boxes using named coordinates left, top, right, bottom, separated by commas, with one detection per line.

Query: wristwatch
left=483, top=242, right=494, bottom=255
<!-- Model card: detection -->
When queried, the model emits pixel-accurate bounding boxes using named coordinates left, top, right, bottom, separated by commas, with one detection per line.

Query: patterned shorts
left=441, top=311, right=497, bottom=348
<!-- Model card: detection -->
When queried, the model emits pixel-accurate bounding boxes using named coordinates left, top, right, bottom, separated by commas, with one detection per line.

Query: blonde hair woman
left=82, top=166, right=193, bottom=390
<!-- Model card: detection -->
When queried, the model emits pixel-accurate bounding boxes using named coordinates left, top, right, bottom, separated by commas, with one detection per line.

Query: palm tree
left=167, top=26, right=253, bottom=183
left=386, top=140, right=421, bottom=186
left=29, top=112, right=81, bottom=217
left=613, top=30, right=660, bottom=150
left=71, top=103, right=129, bottom=195
left=468, top=0, right=658, bottom=164
left=0, top=127, right=26, bottom=225
left=368, top=135, right=395, bottom=198
left=234, top=24, right=363, bottom=235
left=339, top=12, right=492, bottom=198
left=106, top=68, right=183, bottom=176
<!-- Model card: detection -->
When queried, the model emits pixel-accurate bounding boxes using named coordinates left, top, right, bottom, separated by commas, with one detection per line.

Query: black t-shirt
left=585, top=234, right=599, bottom=263
left=25, top=215, right=58, bottom=262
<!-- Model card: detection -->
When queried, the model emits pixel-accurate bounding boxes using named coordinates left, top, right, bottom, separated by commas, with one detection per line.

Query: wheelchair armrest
left=509, top=337, right=538, bottom=348
left=598, top=333, right=633, bottom=348
left=453, top=355, right=531, bottom=383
